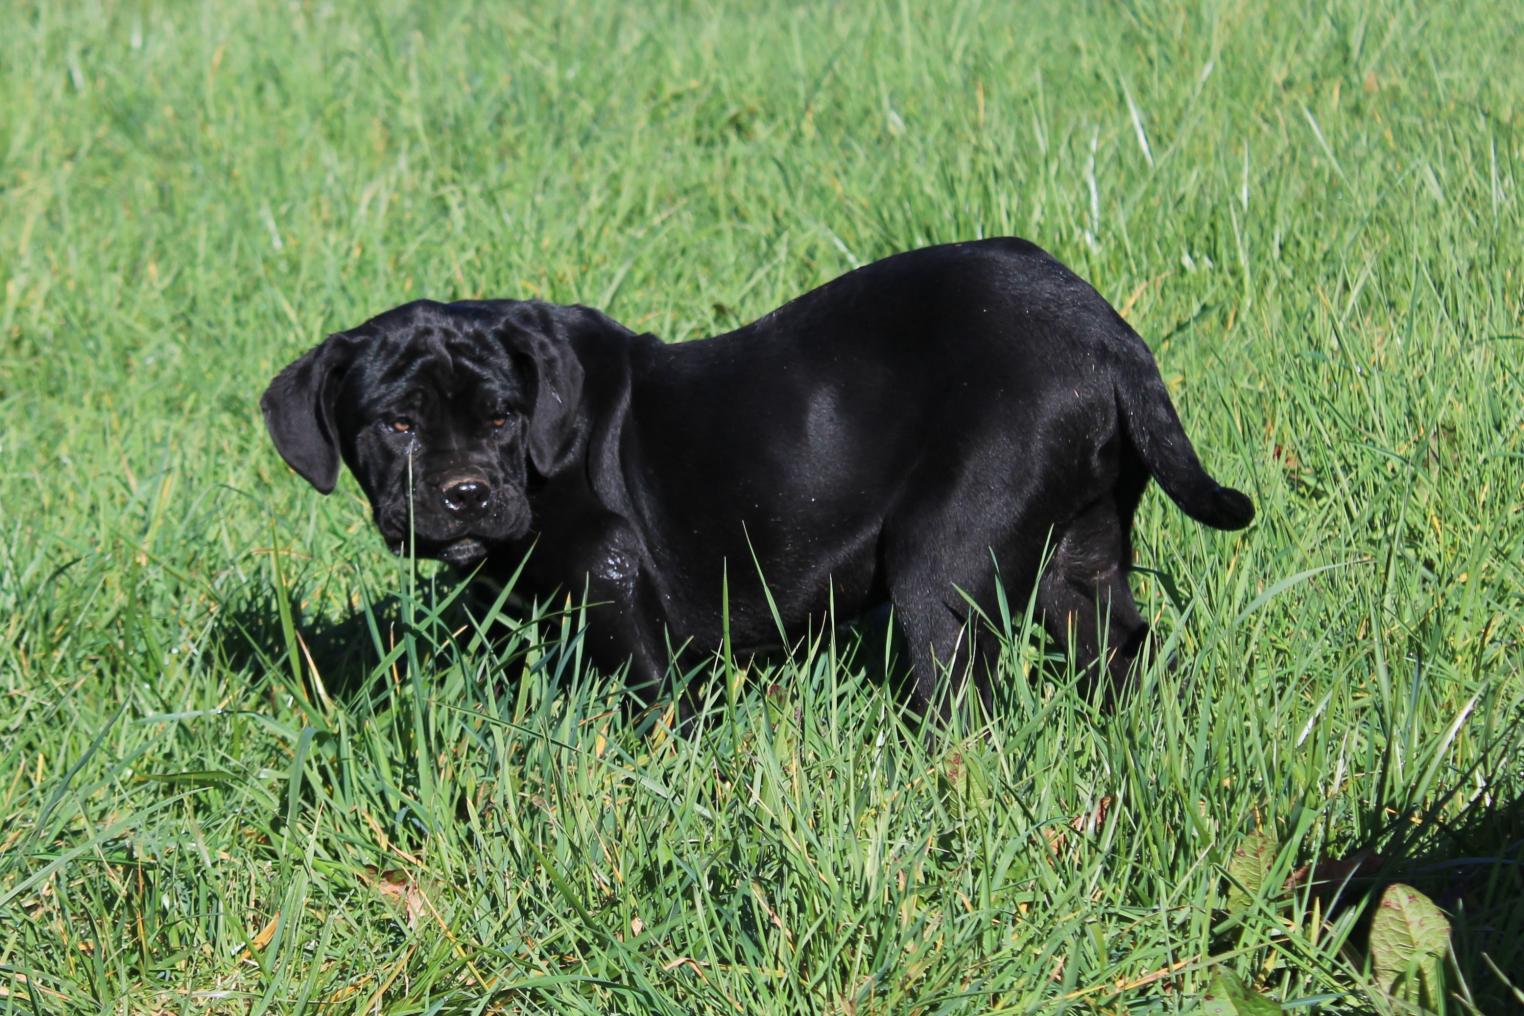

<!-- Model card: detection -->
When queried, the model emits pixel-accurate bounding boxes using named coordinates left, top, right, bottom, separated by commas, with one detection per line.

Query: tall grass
left=2, top=0, right=1521, bottom=1011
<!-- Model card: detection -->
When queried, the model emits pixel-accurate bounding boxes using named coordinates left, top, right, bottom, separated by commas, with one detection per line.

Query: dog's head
left=262, top=299, right=615, bottom=568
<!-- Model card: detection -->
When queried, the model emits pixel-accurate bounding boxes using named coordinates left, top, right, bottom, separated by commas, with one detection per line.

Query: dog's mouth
left=435, top=537, right=489, bottom=569
left=384, top=533, right=493, bottom=568
left=376, top=500, right=529, bottom=567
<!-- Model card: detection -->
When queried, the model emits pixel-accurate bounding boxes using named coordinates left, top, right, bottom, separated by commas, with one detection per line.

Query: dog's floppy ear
left=496, top=305, right=595, bottom=476
left=260, top=334, right=355, bottom=494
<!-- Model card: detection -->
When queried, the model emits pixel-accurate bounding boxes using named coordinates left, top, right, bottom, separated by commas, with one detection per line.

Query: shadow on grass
left=1382, top=789, right=1524, bottom=1008
left=199, top=579, right=549, bottom=846
left=204, top=584, right=400, bottom=699
left=201, top=579, right=515, bottom=703
left=1307, top=776, right=1524, bottom=1009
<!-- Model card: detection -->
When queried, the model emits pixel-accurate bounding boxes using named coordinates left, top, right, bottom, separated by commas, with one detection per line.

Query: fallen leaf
left=239, top=913, right=280, bottom=960
left=365, top=866, right=427, bottom=928
left=1114, top=957, right=1189, bottom=991
left=1043, top=796, right=1115, bottom=856
left=662, top=956, right=708, bottom=979
left=1285, top=849, right=1385, bottom=911
left=1071, top=795, right=1113, bottom=835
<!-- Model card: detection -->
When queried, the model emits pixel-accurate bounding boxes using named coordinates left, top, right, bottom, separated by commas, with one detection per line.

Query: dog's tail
left=1115, top=346, right=1254, bottom=531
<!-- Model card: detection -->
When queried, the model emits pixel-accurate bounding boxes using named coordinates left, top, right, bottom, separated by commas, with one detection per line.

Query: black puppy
left=262, top=238, right=1252, bottom=714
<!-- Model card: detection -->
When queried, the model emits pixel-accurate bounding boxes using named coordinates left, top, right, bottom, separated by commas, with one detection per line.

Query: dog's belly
left=646, top=501, right=888, bottom=651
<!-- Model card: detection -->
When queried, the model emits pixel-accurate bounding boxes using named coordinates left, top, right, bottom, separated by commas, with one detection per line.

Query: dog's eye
left=488, top=415, right=509, bottom=429
left=388, top=418, right=414, bottom=434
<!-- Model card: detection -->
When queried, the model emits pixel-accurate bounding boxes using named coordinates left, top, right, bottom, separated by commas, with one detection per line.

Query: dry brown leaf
left=1114, top=957, right=1190, bottom=991
left=365, top=866, right=427, bottom=927
left=1043, top=795, right=1116, bottom=855
left=238, top=913, right=280, bottom=960
left=1285, top=848, right=1385, bottom=910
left=750, top=882, right=789, bottom=935
left=663, top=956, right=708, bottom=979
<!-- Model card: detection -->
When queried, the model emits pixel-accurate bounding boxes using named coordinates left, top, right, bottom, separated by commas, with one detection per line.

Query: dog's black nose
left=441, top=478, right=491, bottom=516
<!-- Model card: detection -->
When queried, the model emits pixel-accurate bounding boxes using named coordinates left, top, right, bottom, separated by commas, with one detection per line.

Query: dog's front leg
left=563, top=537, right=680, bottom=723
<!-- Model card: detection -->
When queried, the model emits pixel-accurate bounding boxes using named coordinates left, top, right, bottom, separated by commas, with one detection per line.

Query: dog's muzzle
left=375, top=474, right=529, bottom=566
left=438, top=473, right=493, bottom=520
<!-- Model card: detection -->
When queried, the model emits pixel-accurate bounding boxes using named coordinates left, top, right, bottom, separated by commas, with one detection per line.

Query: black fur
left=262, top=238, right=1252, bottom=713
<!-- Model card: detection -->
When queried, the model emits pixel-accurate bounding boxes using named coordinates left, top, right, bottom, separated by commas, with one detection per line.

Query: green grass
left=2, top=0, right=1522, bottom=1011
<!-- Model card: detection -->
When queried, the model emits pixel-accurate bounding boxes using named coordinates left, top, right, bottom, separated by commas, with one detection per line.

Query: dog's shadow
left=203, top=580, right=502, bottom=702
left=206, top=585, right=394, bottom=699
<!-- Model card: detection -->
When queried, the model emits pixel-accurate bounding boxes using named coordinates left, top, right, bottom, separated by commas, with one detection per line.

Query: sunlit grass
left=2, top=0, right=1521, bottom=1011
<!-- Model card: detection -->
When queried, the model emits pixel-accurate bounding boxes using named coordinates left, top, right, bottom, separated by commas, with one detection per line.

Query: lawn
left=2, top=0, right=1522, bottom=1011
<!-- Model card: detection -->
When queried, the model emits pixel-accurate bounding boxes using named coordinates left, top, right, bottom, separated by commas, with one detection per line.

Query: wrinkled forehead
left=343, top=308, right=525, bottom=411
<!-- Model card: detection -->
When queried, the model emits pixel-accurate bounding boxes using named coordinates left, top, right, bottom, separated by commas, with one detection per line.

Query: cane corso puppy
left=262, top=238, right=1252, bottom=714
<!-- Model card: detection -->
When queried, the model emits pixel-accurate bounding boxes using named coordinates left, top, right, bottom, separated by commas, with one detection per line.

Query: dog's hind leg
left=890, top=590, right=981, bottom=720
left=1035, top=501, right=1149, bottom=702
